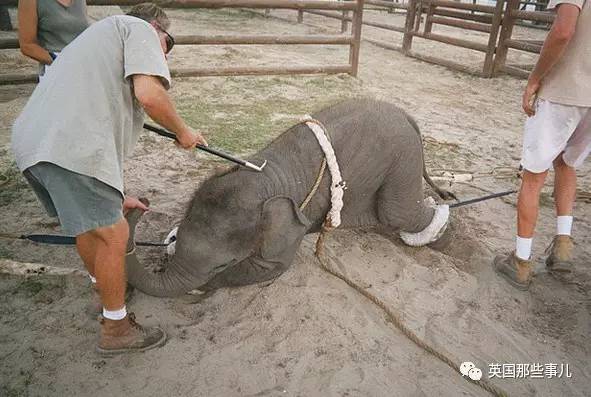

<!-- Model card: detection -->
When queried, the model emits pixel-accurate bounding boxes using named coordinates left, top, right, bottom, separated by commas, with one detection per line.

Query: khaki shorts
left=521, top=99, right=591, bottom=173
left=23, top=162, right=124, bottom=236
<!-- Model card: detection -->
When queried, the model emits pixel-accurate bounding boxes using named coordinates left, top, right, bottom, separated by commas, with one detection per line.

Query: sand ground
left=1, top=7, right=590, bottom=397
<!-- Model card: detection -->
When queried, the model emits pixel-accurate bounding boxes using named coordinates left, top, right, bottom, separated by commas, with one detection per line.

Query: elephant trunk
left=124, top=206, right=198, bottom=297
left=126, top=252, right=197, bottom=297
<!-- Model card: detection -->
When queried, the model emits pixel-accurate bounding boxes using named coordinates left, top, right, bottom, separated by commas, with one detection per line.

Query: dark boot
left=545, top=235, right=574, bottom=273
left=493, top=252, right=533, bottom=291
left=97, top=313, right=167, bottom=355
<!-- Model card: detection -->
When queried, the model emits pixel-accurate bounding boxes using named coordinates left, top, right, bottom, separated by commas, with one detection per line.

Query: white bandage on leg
left=399, top=197, right=450, bottom=247
left=556, top=215, right=573, bottom=236
left=103, top=306, right=127, bottom=321
left=165, top=226, right=178, bottom=256
left=515, top=236, right=533, bottom=260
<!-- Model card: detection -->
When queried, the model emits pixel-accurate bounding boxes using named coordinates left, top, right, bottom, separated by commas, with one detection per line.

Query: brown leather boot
left=545, top=235, right=574, bottom=273
left=97, top=313, right=167, bottom=355
left=493, top=252, right=533, bottom=291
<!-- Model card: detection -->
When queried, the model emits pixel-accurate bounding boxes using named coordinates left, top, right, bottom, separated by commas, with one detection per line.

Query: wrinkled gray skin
left=126, top=99, right=453, bottom=297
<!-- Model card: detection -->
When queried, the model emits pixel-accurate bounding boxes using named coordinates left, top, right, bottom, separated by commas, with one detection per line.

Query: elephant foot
left=179, top=288, right=215, bottom=304
left=399, top=197, right=449, bottom=246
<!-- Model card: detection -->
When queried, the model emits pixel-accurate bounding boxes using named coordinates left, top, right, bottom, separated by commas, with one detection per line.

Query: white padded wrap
left=399, top=197, right=449, bottom=247
left=302, top=115, right=346, bottom=228
left=164, top=226, right=178, bottom=256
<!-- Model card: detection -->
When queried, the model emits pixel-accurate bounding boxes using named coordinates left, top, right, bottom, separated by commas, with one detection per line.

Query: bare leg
left=553, top=155, right=577, bottom=216
left=76, top=233, right=98, bottom=277
left=517, top=169, right=548, bottom=238
left=78, top=218, right=129, bottom=311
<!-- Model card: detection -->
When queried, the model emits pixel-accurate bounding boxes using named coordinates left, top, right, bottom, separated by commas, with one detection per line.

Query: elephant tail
left=405, top=114, right=457, bottom=201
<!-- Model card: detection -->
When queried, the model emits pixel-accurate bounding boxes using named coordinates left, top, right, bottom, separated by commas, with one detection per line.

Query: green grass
left=176, top=74, right=363, bottom=155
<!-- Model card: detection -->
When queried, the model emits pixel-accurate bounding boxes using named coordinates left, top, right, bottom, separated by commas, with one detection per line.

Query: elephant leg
left=377, top=145, right=435, bottom=233
left=201, top=256, right=292, bottom=290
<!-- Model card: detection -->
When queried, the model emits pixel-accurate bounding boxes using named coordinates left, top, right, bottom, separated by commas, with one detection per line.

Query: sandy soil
left=1, top=7, right=590, bottom=397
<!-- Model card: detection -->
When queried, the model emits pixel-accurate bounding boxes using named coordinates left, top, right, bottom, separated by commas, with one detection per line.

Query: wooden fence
left=295, top=0, right=408, bottom=49
left=0, top=0, right=557, bottom=82
left=296, top=0, right=506, bottom=77
left=0, top=0, right=365, bottom=85
left=400, top=0, right=505, bottom=76
left=298, top=0, right=554, bottom=78
left=493, top=0, right=553, bottom=78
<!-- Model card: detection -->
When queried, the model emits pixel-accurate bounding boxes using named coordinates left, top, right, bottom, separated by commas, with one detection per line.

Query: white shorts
left=521, top=99, right=591, bottom=173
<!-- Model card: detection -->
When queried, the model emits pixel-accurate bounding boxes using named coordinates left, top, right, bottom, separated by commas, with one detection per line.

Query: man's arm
left=132, top=74, right=207, bottom=149
left=523, top=3, right=581, bottom=116
left=18, top=0, right=54, bottom=65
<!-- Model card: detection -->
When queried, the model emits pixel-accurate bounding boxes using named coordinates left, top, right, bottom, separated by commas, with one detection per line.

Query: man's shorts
left=23, top=162, right=124, bottom=236
left=521, top=99, right=591, bottom=173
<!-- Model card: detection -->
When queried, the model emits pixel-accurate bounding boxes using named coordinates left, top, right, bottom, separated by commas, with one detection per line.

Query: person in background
left=494, top=0, right=590, bottom=290
left=0, top=6, right=12, bottom=31
left=12, top=3, right=206, bottom=354
left=18, top=0, right=89, bottom=76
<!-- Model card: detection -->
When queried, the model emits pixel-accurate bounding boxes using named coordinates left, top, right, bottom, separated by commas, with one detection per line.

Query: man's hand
left=521, top=3, right=580, bottom=117
left=123, top=196, right=150, bottom=215
left=175, top=129, right=207, bottom=149
left=522, top=78, right=540, bottom=117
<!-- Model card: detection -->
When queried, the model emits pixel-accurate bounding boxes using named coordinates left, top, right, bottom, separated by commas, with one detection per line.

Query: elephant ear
left=259, top=196, right=311, bottom=264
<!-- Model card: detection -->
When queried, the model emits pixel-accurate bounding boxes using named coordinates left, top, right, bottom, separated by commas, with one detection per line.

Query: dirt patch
left=1, top=8, right=590, bottom=397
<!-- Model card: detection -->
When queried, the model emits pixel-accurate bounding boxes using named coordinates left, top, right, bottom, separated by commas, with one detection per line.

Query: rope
left=313, top=245, right=510, bottom=397
left=301, top=116, right=346, bottom=228
left=297, top=118, right=509, bottom=397
left=300, top=159, right=327, bottom=211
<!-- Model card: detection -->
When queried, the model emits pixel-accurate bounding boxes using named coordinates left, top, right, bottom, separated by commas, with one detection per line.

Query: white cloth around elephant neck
left=302, top=115, right=346, bottom=228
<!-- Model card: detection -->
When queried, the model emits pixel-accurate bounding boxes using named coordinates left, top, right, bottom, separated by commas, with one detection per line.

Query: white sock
left=88, top=274, right=97, bottom=284
left=556, top=215, right=573, bottom=236
left=103, top=306, right=127, bottom=321
left=515, top=236, right=533, bottom=260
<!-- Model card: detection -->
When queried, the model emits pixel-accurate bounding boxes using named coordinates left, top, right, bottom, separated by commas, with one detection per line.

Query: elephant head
left=125, top=168, right=311, bottom=297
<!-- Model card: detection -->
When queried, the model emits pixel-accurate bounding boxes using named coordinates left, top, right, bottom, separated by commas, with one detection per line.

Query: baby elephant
left=126, top=99, right=451, bottom=297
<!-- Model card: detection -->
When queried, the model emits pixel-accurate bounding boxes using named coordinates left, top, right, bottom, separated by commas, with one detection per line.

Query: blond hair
left=126, top=3, right=170, bottom=29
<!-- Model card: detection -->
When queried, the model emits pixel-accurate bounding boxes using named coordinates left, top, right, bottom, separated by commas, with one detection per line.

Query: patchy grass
left=176, top=74, right=363, bottom=155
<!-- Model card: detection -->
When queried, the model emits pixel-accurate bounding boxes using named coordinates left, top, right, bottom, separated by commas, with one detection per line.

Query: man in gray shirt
left=12, top=3, right=205, bottom=354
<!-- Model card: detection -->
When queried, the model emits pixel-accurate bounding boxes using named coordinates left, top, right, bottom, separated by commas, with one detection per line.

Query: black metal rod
left=450, top=189, right=517, bottom=209
left=143, top=123, right=253, bottom=168
left=1, top=234, right=168, bottom=247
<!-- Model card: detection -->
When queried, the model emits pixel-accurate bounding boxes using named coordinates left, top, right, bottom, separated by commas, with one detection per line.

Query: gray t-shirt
left=37, top=0, right=89, bottom=52
left=538, top=0, right=590, bottom=107
left=12, top=15, right=171, bottom=194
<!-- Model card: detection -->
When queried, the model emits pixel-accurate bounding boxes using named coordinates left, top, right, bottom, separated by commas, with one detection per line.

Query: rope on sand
left=297, top=119, right=509, bottom=397
left=313, top=243, right=510, bottom=397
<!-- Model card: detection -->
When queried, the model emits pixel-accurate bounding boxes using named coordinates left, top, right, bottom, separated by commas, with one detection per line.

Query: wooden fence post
left=349, top=0, right=365, bottom=76
left=402, top=0, right=418, bottom=53
left=341, top=10, right=349, bottom=32
left=482, top=0, right=506, bottom=76
left=298, top=9, right=304, bottom=22
left=493, top=0, right=520, bottom=75
left=424, top=3, right=436, bottom=33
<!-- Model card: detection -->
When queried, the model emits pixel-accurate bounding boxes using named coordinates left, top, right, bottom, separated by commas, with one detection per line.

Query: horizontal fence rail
left=0, top=34, right=353, bottom=49
left=494, top=0, right=553, bottom=77
left=0, top=0, right=365, bottom=83
left=0, top=0, right=358, bottom=10
left=400, top=0, right=504, bottom=76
